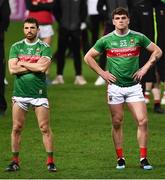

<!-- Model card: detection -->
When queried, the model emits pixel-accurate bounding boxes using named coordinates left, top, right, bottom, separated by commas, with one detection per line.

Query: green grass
left=0, top=21, right=165, bottom=179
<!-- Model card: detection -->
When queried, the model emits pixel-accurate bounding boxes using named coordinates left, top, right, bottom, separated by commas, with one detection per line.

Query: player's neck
left=115, top=28, right=129, bottom=36
left=25, top=37, right=38, bottom=44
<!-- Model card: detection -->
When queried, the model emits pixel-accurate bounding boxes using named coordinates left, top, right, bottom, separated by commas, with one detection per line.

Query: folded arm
left=8, top=58, right=29, bottom=75
left=18, top=56, right=51, bottom=73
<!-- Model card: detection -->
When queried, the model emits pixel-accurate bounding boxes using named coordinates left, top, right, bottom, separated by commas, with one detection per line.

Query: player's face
left=112, top=14, right=130, bottom=30
left=23, top=23, right=39, bottom=41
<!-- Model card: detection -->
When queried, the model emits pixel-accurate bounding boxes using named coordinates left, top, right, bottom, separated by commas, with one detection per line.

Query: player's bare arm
left=18, top=57, right=51, bottom=73
left=8, top=58, right=29, bottom=75
left=84, top=48, right=116, bottom=84
left=133, top=42, right=162, bottom=82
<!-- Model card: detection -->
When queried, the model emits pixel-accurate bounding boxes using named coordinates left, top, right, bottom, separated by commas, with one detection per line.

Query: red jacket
left=25, top=0, right=55, bottom=24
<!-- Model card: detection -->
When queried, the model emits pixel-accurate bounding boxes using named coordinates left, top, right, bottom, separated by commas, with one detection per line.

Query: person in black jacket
left=52, top=0, right=87, bottom=85
left=129, top=0, right=165, bottom=113
left=0, top=0, right=10, bottom=116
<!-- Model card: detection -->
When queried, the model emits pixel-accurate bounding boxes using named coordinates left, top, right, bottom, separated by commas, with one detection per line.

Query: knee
left=12, top=124, right=23, bottom=134
left=112, top=115, right=123, bottom=129
left=138, top=117, right=148, bottom=127
left=39, top=123, right=50, bottom=134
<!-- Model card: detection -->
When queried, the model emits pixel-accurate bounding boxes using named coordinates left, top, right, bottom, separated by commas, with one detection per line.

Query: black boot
left=154, top=103, right=165, bottom=114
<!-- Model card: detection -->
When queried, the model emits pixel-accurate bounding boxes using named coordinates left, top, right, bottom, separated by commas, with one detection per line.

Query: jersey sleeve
left=41, top=46, right=52, bottom=60
left=93, top=37, right=105, bottom=53
left=141, top=34, right=152, bottom=48
left=9, top=44, right=18, bottom=60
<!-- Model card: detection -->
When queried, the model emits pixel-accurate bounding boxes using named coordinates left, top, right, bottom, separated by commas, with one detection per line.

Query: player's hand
left=133, top=68, right=147, bottom=82
left=17, top=61, right=24, bottom=66
left=101, top=71, right=117, bottom=84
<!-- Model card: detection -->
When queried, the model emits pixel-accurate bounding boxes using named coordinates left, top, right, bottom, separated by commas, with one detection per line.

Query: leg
left=35, top=106, right=56, bottom=172
left=51, top=28, right=68, bottom=85
left=127, top=101, right=152, bottom=170
left=89, top=15, right=101, bottom=45
left=152, top=67, right=165, bottom=113
left=109, top=104, right=124, bottom=150
left=156, top=53, right=165, bottom=105
left=109, top=103, right=125, bottom=169
left=57, top=28, right=68, bottom=75
left=81, top=28, right=90, bottom=55
left=11, top=103, right=26, bottom=153
left=127, top=102, right=148, bottom=148
left=71, top=30, right=87, bottom=85
left=35, top=106, right=54, bottom=152
left=70, top=30, right=82, bottom=75
left=6, top=103, right=26, bottom=171
left=144, top=82, right=152, bottom=103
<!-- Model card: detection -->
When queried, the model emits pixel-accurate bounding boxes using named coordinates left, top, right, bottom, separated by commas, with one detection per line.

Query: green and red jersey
left=9, top=39, right=52, bottom=98
left=93, top=30, right=151, bottom=87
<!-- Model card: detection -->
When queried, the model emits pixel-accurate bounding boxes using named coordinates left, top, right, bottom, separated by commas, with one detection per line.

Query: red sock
left=154, top=100, right=160, bottom=104
left=140, top=147, right=147, bottom=159
left=144, top=92, right=150, bottom=99
left=47, top=156, right=54, bottom=164
left=116, top=148, right=124, bottom=159
left=12, top=156, right=19, bottom=163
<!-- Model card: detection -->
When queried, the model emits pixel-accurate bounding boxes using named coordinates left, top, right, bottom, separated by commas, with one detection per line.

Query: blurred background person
left=153, top=0, right=165, bottom=105
left=0, top=0, right=10, bottom=116
left=52, top=0, right=87, bottom=85
left=25, top=0, right=55, bottom=84
left=129, top=0, right=165, bottom=113
left=80, top=0, right=90, bottom=56
left=87, top=0, right=102, bottom=47
left=81, top=0, right=102, bottom=61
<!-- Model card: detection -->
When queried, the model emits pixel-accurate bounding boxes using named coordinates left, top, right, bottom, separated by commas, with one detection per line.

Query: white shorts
left=107, top=84, right=145, bottom=104
left=38, top=25, right=54, bottom=38
left=12, top=96, right=49, bottom=111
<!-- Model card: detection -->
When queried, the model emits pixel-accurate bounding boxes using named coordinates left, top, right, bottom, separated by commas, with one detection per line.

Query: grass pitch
left=0, top=21, right=165, bottom=179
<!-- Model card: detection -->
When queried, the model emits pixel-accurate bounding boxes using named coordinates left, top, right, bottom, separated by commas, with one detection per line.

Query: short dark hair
left=24, top=17, right=39, bottom=28
left=111, top=7, right=129, bottom=19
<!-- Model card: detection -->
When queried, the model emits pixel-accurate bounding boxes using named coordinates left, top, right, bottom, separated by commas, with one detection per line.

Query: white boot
left=94, top=76, right=105, bottom=86
left=74, top=75, right=87, bottom=85
left=51, top=75, right=64, bottom=85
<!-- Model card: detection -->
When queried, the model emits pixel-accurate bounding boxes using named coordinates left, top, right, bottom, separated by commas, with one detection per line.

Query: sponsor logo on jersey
left=130, top=39, right=135, bottom=45
left=36, top=48, right=41, bottom=53
left=20, top=49, right=24, bottom=53
left=106, top=46, right=140, bottom=57
left=111, top=41, right=118, bottom=46
left=18, top=55, right=41, bottom=63
left=27, top=48, right=34, bottom=55
left=119, top=40, right=127, bottom=47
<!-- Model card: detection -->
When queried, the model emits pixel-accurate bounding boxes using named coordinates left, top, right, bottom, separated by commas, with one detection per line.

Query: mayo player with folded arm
left=84, top=7, right=162, bottom=170
left=6, top=18, right=57, bottom=172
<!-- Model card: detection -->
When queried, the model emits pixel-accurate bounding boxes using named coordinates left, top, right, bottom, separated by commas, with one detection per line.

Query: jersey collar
left=24, top=38, right=40, bottom=46
left=113, top=29, right=130, bottom=37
